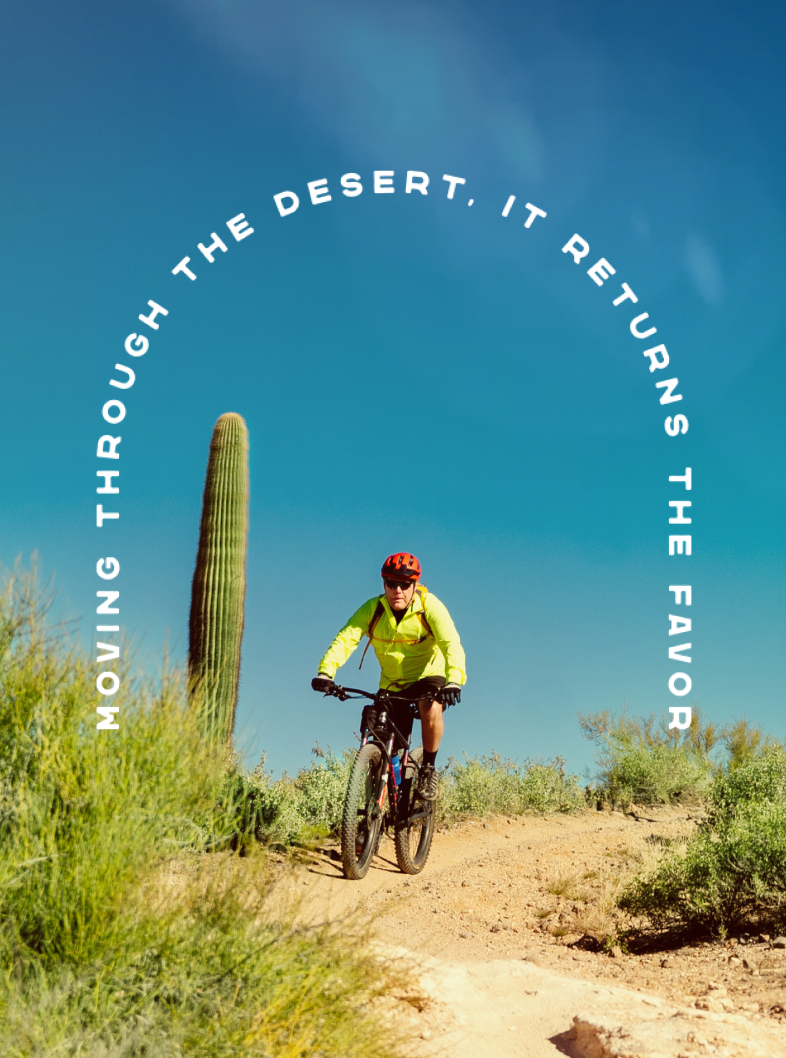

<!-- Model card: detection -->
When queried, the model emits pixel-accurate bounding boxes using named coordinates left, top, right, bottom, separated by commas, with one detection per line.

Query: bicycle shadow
left=307, top=843, right=402, bottom=879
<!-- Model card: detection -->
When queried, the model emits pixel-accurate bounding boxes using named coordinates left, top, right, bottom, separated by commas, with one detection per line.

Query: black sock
left=423, top=750, right=438, bottom=768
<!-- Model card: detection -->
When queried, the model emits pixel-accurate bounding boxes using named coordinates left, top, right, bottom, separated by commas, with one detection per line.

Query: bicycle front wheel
left=394, top=747, right=436, bottom=875
left=341, top=743, right=384, bottom=880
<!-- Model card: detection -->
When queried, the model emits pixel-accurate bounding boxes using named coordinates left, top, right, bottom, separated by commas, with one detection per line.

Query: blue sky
left=1, top=0, right=784, bottom=776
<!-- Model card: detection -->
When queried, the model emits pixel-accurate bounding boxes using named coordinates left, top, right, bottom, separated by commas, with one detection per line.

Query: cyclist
left=311, top=552, right=465, bottom=802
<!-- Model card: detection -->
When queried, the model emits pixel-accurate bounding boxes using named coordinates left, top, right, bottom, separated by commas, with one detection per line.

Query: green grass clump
left=0, top=564, right=401, bottom=1057
left=437, top=752, right=584, bottom=820
left=0, top=567, right=227, bottom=968
left=618, top=747, right=786, bottom=939
left=1, top=857, right=397, bottom=1058
left=579, top=709, right=715, bottom=807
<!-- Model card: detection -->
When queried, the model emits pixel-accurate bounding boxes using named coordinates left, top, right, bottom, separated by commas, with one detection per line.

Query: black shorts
left=385, top=676, right=446, bottom=741
left=391, top=675, right=446, bottom=702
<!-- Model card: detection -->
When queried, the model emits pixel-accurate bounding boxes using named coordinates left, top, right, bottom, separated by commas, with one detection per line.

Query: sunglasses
left=384, top=579, right=414, bottom=591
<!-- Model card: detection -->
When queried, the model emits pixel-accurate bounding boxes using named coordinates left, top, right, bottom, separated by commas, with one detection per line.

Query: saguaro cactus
left=188, top=413, right=249, bottom=745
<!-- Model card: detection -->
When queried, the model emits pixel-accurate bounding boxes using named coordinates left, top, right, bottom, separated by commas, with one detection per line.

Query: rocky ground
left=268, top=806, right=786, bottom=1057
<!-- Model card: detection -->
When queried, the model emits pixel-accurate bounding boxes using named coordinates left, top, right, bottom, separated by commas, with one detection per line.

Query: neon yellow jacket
left=318, top=588, right=466, bottom=689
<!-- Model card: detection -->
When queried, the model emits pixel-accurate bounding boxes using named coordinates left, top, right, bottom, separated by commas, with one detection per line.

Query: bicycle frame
left=329, top=685, right=424, bottom=826
left=329, top=682, right=438, bottom=878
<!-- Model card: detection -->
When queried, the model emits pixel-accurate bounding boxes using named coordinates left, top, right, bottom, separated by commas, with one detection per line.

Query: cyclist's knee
left=418, top=698, right=445, bottom=722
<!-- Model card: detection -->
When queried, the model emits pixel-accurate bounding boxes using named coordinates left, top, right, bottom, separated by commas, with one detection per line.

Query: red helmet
left=381, top=552, right=421, bottom=582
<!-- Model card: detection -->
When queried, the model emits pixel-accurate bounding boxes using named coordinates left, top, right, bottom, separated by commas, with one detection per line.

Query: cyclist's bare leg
left=417, top=697, right=444, bottom=753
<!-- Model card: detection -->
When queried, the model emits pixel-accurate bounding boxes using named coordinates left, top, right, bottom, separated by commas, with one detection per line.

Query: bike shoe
left=415, top=763, right=438, bottom=802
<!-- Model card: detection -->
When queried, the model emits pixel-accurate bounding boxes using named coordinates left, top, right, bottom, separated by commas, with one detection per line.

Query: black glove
left=438, top=683, right=462, bottom=707
left=311, top=674, right=336, bottom=694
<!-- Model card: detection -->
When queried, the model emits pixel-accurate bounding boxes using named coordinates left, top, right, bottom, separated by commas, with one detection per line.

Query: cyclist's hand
left=438, top=683, right=462, bottom=707
left=311, top=674, right=336, bottom=694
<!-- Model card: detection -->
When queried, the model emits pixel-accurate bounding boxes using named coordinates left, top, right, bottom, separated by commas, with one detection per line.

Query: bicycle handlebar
left=326, top=683, right=417, bottom=704
left=321, top=683, right=456, bottom=710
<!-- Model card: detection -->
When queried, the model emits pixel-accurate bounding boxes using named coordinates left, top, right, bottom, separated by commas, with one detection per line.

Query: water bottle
left=391, top=754, right=401, bottom=786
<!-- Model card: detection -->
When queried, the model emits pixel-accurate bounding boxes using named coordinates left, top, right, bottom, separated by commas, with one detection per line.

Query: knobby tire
left=341, top=743, right=384, bottom=880
left=394, top=746, right=436, bottom=875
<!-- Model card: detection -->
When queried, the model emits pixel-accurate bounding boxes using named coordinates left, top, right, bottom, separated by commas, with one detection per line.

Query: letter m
left=96, top=706, right=119, bottom=730
left=96, top=591, right=120, bottom=614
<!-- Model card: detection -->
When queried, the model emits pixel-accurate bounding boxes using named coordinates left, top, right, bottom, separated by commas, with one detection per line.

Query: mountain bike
left=322, top=684, right=437, bottom=880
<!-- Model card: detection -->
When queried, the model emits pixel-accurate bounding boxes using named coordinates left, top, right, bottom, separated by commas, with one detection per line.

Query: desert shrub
left=222, top=759, right=289, bottom=845
left=618, top=798, right=786, bottom=937
left=227, top=747, right=354, bottom=847
left=592, top=741, right=710, bottom=808
left=229, top=748, right=583, bottom=845
left=0, top=564, right=401, bottom=1057
left=722, top=717, right=782, bottom=770
left=617, top=745, right=786, bottom=938
left=710, top=744, right=786, bottom=823
left=580, top=709, right=715, bottom=807
left=438, top=752, right=583, bottom=820
left=291, top=747, right=354, bottom=832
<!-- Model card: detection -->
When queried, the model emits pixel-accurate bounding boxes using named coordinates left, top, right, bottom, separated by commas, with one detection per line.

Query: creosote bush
left=579, top=708, right=717, bottom=807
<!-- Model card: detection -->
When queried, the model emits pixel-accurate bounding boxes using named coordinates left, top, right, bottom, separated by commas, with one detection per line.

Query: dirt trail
left=273, top=809, right=786, bottom=1057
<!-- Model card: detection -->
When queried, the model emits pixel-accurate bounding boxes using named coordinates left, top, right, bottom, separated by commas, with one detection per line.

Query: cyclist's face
left=384, top=579, right=416, bottom=610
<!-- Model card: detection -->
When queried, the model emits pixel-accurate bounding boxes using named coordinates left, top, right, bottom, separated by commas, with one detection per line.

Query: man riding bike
left=311, top=552, right=466, bottom=802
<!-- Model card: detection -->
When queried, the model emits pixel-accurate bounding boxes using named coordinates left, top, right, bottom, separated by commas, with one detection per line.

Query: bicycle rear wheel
left=341, top=743, right=384, bottom=880
left=394, top=747, right=435, bottom=875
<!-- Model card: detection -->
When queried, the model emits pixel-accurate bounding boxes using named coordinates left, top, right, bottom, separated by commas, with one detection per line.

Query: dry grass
left=545, top=871, right=590, bottom=902
left=541, top=837, right=691, bottom=945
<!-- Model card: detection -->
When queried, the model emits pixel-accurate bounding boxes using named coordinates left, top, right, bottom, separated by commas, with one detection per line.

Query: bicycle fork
left=375, top=734, right=400, bottom=817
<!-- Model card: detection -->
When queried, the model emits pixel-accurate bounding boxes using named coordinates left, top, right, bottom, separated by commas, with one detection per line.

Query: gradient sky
left=1, top=0, right=784, bottom=777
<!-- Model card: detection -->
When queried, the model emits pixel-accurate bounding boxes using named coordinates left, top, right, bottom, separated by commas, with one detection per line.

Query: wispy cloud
left=165, top=0, right=610, bottom=185
left=684, top=233, right=723, bottom=304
